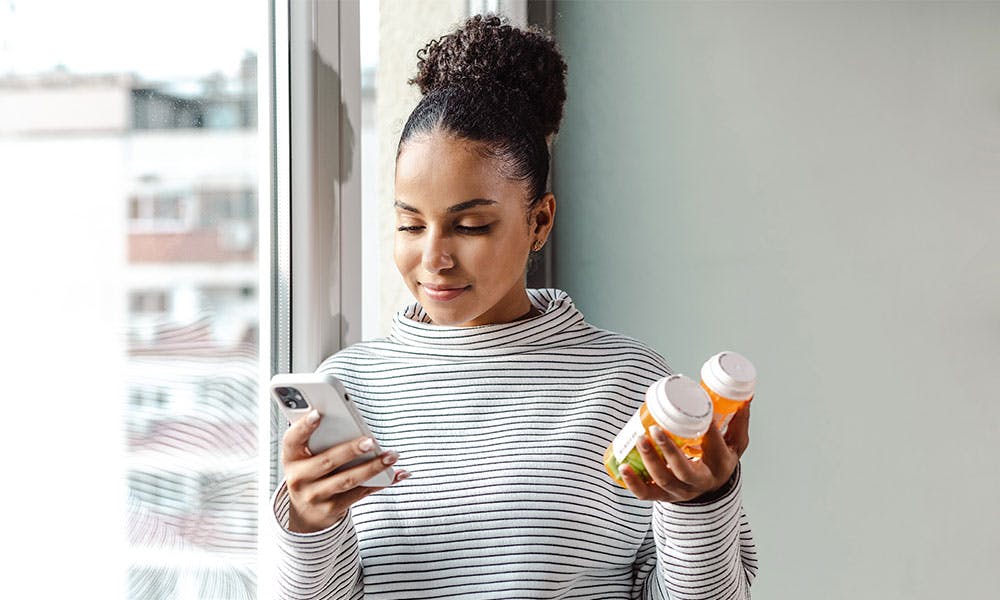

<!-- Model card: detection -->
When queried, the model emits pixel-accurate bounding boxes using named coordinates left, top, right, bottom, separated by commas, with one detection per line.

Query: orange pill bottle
left=603, top=374, right=713, bottom=487
left=700, top=351, right=757, bottom=433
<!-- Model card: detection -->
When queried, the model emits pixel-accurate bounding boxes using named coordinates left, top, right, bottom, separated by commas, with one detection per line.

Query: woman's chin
left=424, top=307, right=475, bottom=327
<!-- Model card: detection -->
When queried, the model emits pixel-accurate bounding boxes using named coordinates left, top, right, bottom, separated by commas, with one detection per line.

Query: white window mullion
left=256, top=2, right=287, bottom=599
left=336, top=0, right=363, bottom=349
left=287, top=0, right=360, bottom=372
left=258, top=3, right=362, bottom=594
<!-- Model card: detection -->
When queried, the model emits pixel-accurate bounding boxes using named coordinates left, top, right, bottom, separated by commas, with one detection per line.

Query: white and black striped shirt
left=272, top=288, right=757, bottom=599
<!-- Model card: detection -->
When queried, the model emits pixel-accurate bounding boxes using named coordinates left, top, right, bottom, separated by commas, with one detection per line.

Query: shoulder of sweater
left=572, top=323, right=674, bottom=374
left=314, top=327, right=673, bottom=375
left=314, top=338, right=389, bottom=372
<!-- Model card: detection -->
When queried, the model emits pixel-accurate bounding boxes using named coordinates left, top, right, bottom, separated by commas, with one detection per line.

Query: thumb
left=724, top=402, right=751, bottom=458
left=700, top=419, right=735, bottom=476
left=282, top=409, right=321, bottom=461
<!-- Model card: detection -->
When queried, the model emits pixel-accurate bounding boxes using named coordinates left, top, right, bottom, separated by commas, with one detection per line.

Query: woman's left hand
left=620, top=403, right=750, bottom=503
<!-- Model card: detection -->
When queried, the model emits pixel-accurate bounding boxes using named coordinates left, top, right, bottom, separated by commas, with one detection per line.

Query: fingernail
left=358, top=437, right=374, bottom=451
left=637, top=437, right=651, bottom=451
left=382, top=451, right=398, bottom=465
left=650, top=426, right=667, bottom=443
left=306, top=409, right=320, bottom=424
left=395, top=470, right=410, bottom=481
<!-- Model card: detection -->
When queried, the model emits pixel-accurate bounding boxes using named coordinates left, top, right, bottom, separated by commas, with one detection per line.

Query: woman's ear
left=532, top=193, right=556, bottom=239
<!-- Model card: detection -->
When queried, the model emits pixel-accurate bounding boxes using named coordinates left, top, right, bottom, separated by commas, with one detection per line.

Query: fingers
left=326, top=483, right=383, bottom=515
left=623, top=420, right=747, bottom=503
left=288, top=483, right=383, bottom=533
left=700, top=421, right=738, bottom=478
left=298, top=435, right=382, bottom=482
left=309, top=468, right=412, bottom=523
left=311, top=450, right=409, bottom=499
left=648, top=426, right=699, bottom=482
left=282, top=410, right=322, bottom=463
left=620, top=463, right=663, bottom=500
left=280, top=414, right=408, bottom=533
left=635, top=433, right=686, bottom=492
left=724, top=403, right=751, bottom=458
left=286, top=434, right=386, bottom=498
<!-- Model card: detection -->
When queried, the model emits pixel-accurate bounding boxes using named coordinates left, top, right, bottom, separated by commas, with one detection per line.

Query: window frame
left=257, top=2, right=362, bottom=596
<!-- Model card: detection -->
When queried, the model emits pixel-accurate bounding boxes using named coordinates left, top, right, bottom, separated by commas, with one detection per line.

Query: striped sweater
left=272, top=288, right=757, bottom=599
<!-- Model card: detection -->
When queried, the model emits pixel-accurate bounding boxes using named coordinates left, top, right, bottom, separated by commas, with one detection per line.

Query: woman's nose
left=421, top=233, right=455, bottom=273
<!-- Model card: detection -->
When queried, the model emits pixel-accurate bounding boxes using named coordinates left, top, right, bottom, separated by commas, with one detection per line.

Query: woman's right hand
left=282, top=410, right=409, bottom=533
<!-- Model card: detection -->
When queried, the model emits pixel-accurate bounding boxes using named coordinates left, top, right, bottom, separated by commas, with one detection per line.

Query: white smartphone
left=270, top=373, right=393, bottom=487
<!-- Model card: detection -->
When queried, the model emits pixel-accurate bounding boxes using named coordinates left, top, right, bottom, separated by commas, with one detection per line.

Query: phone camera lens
left=276, top=387, right=308, bottom=410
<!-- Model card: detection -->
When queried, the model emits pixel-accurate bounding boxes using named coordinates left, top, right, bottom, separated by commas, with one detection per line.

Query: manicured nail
left=395, top=470, right=410, bottom=481
left=650, top=426, right=667, bottom=443
left=358, top=437, right=374, bottom=451
left=637, top=436, right=651, bottom=451
left=382, top=451, right=398, bottom=465
left=306, top=409, right=320, bottom=424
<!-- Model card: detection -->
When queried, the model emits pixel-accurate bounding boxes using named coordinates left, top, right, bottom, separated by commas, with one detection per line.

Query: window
left=1, top=1, right=528, bottom=598
left=130, top=290, right=170, bottom=315
left=128, top=192, right=190, bottom=231
left=0, top=1, right=266, bottom=598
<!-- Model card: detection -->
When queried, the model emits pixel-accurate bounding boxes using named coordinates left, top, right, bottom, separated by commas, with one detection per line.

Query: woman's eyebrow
left=393, top=200, right=420, bottom=213
left=447, top=198, right=498, bottom=213
left=393, top=199, right=498, bottom=214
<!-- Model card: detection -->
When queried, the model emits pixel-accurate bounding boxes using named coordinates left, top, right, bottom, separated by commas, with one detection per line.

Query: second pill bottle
left=700, top=351, right=756, bottom=433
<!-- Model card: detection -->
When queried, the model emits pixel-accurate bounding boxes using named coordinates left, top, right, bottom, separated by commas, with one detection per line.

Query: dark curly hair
left=397, top=14, right=568, bottom=206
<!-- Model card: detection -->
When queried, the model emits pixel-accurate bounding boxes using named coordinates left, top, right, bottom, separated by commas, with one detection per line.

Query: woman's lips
left=421, top=284, right=469, bottom=302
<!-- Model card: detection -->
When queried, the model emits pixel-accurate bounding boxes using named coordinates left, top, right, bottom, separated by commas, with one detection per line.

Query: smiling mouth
left=420, top=283, right=470, bottom=302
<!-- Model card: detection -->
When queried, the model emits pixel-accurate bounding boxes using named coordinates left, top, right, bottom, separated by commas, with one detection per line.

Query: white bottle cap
left=701, top=351, right=757, bottom=401
left=645, top=374, right=713, bottom=439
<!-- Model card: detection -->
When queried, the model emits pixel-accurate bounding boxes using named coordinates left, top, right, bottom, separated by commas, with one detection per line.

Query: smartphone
left=270, top=373, right=393, bottom=487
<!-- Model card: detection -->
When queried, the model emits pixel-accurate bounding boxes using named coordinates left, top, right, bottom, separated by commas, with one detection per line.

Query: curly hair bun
left=409, top=14, right=568, bottom=139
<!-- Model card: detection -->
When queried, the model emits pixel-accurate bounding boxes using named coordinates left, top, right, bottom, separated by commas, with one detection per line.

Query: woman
left=273, top=15, right=757, bottom=599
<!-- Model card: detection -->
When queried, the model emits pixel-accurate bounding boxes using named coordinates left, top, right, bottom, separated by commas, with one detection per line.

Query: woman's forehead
left=395, top=134, right=529, bottom=208
left=397, top=133, right=495, bottom=177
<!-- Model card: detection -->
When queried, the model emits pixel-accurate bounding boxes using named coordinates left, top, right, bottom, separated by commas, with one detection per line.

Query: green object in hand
left=608, top=448, right=651, bottom=482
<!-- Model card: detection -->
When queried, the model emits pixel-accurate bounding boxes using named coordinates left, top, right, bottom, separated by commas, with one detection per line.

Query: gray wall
left=552, top=2, right=1000, bottom=598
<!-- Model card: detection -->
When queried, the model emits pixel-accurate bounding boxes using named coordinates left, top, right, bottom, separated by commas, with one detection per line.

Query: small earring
left=532, top=240, right=544, bottom=252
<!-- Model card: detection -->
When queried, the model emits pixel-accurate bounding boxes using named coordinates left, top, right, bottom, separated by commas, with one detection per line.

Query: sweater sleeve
left=631, top=465, right=758, bottom=600
left=271, top=481, right=364, bottom=600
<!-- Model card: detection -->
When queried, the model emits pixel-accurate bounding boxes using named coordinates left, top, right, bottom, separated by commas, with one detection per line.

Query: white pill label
left=612, top=410, right=645, bottom=462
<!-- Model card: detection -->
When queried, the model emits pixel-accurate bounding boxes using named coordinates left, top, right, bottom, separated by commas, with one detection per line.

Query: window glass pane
left=0, top=1, right=262, bottom=598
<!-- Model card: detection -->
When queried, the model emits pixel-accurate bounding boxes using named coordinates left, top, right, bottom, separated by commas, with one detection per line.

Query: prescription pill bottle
left=603, top=374, right=713, bottom=487
left=700, top=351, right=757, bottom=433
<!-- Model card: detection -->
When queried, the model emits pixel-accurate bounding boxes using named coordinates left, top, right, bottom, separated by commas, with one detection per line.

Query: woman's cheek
left=392, top=237, right=416, bottom=278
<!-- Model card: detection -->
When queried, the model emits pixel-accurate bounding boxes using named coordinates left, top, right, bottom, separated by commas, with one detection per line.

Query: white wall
left=552, top=2, right=1000, bottom=597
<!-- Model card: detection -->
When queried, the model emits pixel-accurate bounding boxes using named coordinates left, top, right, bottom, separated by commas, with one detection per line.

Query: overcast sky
left=0, top=0, right=378, bottom=80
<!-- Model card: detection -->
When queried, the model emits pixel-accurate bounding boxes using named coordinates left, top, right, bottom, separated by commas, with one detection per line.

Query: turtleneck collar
left=388, top=288, right=589, bottom=353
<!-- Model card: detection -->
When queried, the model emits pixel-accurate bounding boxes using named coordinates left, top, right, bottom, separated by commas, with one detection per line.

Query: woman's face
left=393, top=131, right=554, bottom=327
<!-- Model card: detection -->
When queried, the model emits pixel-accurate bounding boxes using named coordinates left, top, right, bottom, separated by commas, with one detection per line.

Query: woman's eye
left=396, top=225, right=424, bottom=233
left=456, top=224, right=490, bottom=234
